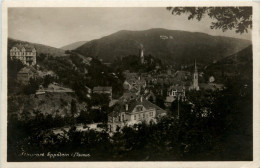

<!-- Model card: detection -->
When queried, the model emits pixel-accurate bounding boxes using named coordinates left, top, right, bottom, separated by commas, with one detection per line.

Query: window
left=143, top=113, right=145, bottom=118
left=136, top=106, right=143, bottom=111
left=134, top=115, right=136, bottom=120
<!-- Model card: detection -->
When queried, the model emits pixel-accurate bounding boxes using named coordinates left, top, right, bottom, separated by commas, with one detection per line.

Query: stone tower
left=193, top=59, right=199, bottom=91
left=139, top=45, right=144, bottom=64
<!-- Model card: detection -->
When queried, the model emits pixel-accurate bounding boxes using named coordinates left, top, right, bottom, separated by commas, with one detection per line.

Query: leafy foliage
left=167, top=7, right=252, bottom=34
left=23, top=78, right=41, bottom=95
left=70, top=99, right=77, bottom=116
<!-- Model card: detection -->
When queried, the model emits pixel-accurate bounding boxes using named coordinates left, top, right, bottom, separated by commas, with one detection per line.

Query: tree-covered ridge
left=205, top=45, right=252, bottom=82
left=75, top=28, right=251, bottom=65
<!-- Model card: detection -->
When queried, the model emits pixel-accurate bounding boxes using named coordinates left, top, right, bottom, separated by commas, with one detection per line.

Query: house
left=199, top=83, right=224, bottom=91
left=10, top=44, right=37, bottom=66
left=119, top=92, right=138, bottom=101
left=85, top=86, right=92, bottom=98
left=165, top=85, right=186, bottom=106
left=167, top=69, right=172, bottom=76
left=37, top=70, right=57, bottom=78
left=123, top=76, right=146, bottom=93
left=209, top=76, right=215, bottom=83
left=108, top=97, right=167, bottom=132
left=93, top=86, right=112, bottom=100
left=144, top=90, right=156, bottom=103
left=17, top=67, right=37, bottom=84
left=36, top=83, right=74, bottom=94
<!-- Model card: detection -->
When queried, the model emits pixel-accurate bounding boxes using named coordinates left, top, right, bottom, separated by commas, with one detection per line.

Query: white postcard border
left=1, top=1, right=260, bottom=168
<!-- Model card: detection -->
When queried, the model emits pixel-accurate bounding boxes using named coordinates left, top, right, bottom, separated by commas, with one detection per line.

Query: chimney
left=125, top=104, right=128, bottom=111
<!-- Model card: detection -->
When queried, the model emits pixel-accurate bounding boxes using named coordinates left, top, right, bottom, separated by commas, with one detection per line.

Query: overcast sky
left=8, top=7, right=252, bottom=48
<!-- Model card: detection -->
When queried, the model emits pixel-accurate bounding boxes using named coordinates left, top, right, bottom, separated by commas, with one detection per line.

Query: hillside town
left=7, top=7, right=253, bottom=162
left=9, top=42, right=227, bottom=131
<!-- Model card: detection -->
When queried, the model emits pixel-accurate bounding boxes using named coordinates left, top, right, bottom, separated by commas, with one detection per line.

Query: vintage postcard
left=1, top=1, right=260, bottom=168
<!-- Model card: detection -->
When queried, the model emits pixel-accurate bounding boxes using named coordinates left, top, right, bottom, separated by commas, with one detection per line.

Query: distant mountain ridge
left=60, top=41, right=88, bottom=50
left=75, top=28, right=251, bottom=65
left=8, top=38, right=65, bottom=57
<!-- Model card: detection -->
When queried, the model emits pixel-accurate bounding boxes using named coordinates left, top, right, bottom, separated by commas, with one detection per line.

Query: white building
left=108, top=97, right=166, bottom=132
left=209, top=76, right=215, bottom=83
left=10, top=44, right=37, bottom=66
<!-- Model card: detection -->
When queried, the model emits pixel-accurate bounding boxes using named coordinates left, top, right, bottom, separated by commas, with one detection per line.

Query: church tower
left=193, top=60, right=199, bottom=91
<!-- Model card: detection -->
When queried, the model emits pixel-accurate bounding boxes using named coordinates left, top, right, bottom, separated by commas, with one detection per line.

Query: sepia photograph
left=1, top=1, right=259, bottom=167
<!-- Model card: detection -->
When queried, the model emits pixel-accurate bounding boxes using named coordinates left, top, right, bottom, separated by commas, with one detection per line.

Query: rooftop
left=168, top=85, right=185, bottom=92
left=109, top=97, right=166, bottom=117
left=18, top=66, right=37, bottom=74
left=93, top=86, right=112, bottom=92
left=13, top=43, right=36, bottom=52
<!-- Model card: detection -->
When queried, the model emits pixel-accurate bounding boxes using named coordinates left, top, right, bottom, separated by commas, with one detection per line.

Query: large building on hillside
left=10, top=44, right=37, bottom=66
left=108, top=97, right=167, bottom=132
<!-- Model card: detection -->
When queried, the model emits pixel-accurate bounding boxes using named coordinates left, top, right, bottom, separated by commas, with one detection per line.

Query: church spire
left=193, top=59, right=199, bottom=91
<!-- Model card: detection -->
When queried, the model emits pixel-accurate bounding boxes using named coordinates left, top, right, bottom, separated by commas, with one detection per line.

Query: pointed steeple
left=192, top=59, right=199, bottom=91
left=194, top=59, right=197, bottom=73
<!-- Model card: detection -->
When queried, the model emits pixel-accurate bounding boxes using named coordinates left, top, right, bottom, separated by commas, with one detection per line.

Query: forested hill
left=75, top=28, right=251, bottom=65
left=60, top=41, right=88, bottom=50
left=8, top=38, right=66, bottom=57
left=205, top=45, right=252, bottom=81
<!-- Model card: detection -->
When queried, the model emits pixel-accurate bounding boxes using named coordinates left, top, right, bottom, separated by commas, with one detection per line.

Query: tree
left=167, top=7, right=252, bottom=33
left=155, top=96, right=165, bottom=109
left=23, top=78, right=41, bottom=95
left=77, top=110, right=90, bottom=124
left=42, top=75, right=55, bottom=88
left=148, top=95, right=154, bottom=102
left=71, top=99, right=77, bottom=116
left=8, top=57, right=24, bottom=78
